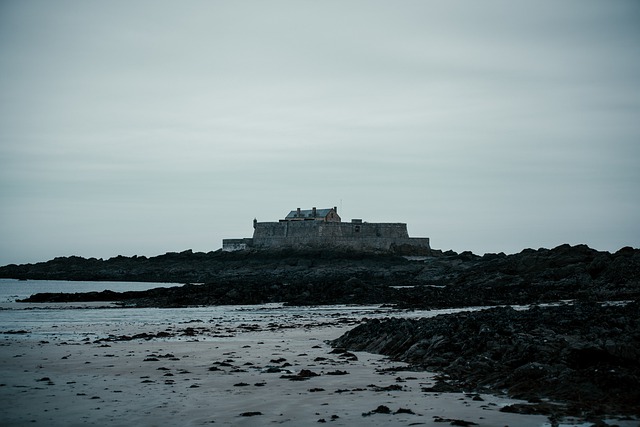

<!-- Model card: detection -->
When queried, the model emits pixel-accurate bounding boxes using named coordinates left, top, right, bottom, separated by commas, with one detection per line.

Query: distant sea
left=0, top=279, right=180, bottom=303
left=0, top=279, right=194, bottom=342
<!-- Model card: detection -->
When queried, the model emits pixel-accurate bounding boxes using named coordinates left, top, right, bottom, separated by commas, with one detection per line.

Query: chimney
left=333, top=206, right=337, bottom=213
left=296, top=207, right=301, bottom=217
left=312, top=207, right=317, bottom=217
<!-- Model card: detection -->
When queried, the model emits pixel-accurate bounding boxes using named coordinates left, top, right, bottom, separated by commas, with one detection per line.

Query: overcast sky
left=1, top=1, right=639, bottom=265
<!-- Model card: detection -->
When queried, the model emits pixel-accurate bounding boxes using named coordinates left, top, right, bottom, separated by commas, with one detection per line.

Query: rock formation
left=331, top=301, right=640, bottom=418
left=6, top=244, right=639, bottom=308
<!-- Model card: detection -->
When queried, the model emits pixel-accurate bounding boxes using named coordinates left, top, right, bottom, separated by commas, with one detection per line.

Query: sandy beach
left=0, top=304, right=586, bottom=427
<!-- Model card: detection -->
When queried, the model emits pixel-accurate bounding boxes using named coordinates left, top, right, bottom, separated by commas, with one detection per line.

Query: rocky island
left=4, top=244, right=638, bottom=309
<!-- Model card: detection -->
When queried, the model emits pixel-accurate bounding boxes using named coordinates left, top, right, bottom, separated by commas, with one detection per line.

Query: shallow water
left=0, top=279, right=497, bottom=343
left=0, top=279, right=419, bottom=342
left=0, top=278, right=181, bottom=303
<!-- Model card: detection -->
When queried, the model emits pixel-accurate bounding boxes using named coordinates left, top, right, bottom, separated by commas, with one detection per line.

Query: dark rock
left=338, top=352, right=358, bottom=361
left=499, top=403, right=562, bottom=415
left=325, top=370, right=349, bottom=375
left=332, top=302, right=640, bottom=418
left=362, top=405, right=392, bottom=416
left=369, top=384, right=402, bottom=392
left=239, top=412, right=262, bottom=417
left=373, top=405, right=391, bottom=414
left=280, top=369, right=320, bottom=381
left=433, top=417, right=478, bottom=426
left=9, top=245, right=638, bottom=308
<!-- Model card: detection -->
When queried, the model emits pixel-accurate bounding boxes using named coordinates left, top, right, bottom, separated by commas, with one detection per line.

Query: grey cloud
left=1, top=1, right=639, bottom=264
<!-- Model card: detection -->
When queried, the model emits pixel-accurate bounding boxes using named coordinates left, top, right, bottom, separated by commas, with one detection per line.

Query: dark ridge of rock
left=2, top=249, right=410, bottom=284
left=239, top=411, right=262, bottom=417
left=331, top=301, right=640, bottom=418
left=7, top=244, right=640, bottom=308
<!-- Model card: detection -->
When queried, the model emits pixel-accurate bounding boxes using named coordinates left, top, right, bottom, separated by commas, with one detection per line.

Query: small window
left=355, top=225, right=361, bottom=232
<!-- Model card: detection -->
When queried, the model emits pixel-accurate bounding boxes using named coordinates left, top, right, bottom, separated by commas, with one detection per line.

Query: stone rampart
left=250, top=221, right=430, bottom=253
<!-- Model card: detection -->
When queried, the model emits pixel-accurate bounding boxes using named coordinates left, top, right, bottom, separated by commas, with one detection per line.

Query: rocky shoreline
left=331, top=301, right=640, bottom=420
left=7, top=244, right=640, bottom=309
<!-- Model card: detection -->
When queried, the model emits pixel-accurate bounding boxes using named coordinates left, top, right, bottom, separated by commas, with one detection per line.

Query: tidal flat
left=1, top=302, right=562, bottom=427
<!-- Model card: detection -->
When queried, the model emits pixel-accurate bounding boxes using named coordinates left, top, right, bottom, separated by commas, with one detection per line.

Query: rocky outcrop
left=1, top=249, right=410, bottom=284
left=331, top=302, right=640, bottom=418
left=7, top=244, right=640, bottom=308
left=20, top=279, right=400, bottom=307
left=398, top=244, right=640, bottom=308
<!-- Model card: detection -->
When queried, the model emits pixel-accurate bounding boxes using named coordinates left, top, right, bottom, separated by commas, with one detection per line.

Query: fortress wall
left=251, top=221, right=429, bottom=252
left=253, top=221, right=410, bottom=239
left=405, top=237, right=431, bottom=247
left=252, top=236, right=430, bottom=252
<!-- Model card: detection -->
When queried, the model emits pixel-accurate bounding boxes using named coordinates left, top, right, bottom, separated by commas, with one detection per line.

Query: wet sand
left=0, top=325, right=546, bottom=426
left=0, top=315, right=567, bottom=427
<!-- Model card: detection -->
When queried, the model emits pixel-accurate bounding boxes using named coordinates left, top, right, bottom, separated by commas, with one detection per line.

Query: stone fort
left=222, top=206, right=430, bottom=253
